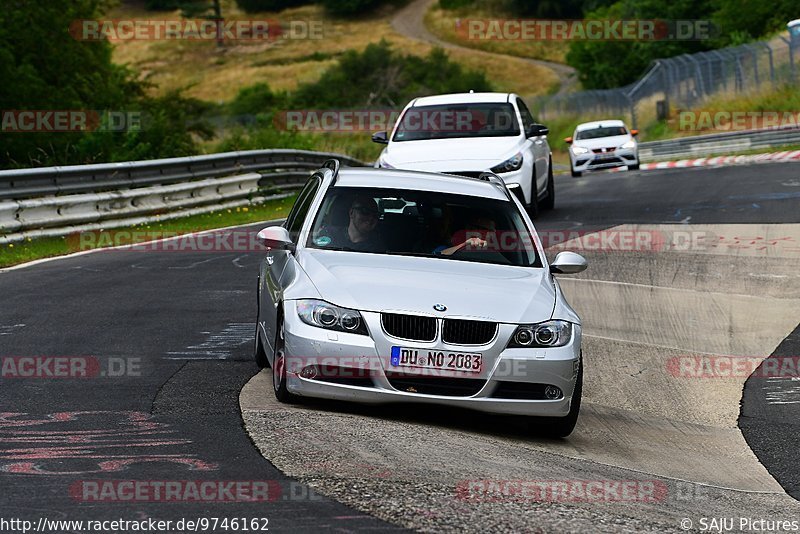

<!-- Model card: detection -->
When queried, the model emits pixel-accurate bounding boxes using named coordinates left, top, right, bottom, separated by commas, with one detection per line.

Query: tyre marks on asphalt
left=164, top=323, right=254, bottom=360
left=0, top=411, right=217, bottom=476
left=740, top=322, right=800, bottom=499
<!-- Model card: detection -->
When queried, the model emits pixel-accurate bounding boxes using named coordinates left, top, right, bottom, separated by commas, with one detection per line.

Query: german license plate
left=390, top=346, right=482, bottom=373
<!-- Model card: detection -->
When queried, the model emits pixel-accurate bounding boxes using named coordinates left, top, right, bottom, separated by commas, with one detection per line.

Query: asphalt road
left=1, top=162, right=799, bottom=533
left=0, top=232, right=402, bottom=532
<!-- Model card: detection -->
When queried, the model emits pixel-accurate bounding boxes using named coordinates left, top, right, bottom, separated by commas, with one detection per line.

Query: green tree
left=566, top=0, right=715, bottom=89
left=0, top=0, right=141, bottom=167
left=291, top=40, right=491, bottom=108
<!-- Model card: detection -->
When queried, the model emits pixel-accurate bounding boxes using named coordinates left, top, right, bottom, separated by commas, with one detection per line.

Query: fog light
left=544, top=385, right=562, bottom=400
left=300, top=366, right=318, bottom=379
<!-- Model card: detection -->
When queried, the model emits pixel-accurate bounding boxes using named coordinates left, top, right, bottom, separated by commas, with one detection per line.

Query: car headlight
left=296, top=300, right=369, bottom=336
left=571, top=146, right=589, bottom=155
left=491, top=152, right=523, bottom=173
left=621, top=140, right=636, bottom=149
left=507, top=321, right=572, bottom=348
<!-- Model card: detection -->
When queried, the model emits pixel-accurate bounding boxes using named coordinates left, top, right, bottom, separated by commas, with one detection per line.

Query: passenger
left=431, top=213, right=496, bottom=257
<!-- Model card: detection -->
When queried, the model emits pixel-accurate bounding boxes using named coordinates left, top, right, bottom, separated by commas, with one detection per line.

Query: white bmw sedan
left=371, top=92, right=555, bottom=218
left=566, top=119, right=639, bottom=177
left=254, top=161, right=587, bottom=436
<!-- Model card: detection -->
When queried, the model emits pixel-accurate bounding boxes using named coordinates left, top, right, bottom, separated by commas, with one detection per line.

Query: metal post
left=780, top=36, right=796, bottom=83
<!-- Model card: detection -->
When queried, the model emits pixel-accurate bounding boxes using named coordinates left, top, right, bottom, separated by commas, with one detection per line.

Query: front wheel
left=541, top=161, right=555, bottom=211
left=273, top=320, right=298, bottom=403
left=570, top=164, right=582, bottom=178
left=254, top=324, right=268, bottom=369
left=526, top=184, right=540, bottom=219
left=254, top=278, right=268, bottom=369
left=628, top=163, right=640, bottom=171
left=530, top=356, right=582, bottom=438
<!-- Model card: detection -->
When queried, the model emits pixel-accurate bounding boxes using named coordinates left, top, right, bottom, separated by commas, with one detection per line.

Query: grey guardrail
left=639, top=125, right=800, bottom=161
left=0, top=149, right=364, bottom=201
left=0, top=149, right=365, bottom=243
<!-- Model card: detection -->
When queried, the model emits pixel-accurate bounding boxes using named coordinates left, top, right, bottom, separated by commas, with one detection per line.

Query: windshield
left=306, top=187, right=541, bottom=268
left=392, top=103, right=520, bottom=142
left=575, top=126, right=628, bottom=140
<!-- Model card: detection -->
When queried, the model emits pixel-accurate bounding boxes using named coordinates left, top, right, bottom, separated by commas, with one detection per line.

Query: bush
left=235, top=0, right=312, bottom=13
left=144, top=0, right=182, bottom=10
left=291, top=39, right=491, bottom=108
left=229, top=83, right=282, bottom=116
left=320, top=0, right=384, bottom=16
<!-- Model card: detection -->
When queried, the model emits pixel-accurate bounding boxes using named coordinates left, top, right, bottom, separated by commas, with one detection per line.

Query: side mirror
left=257, top=226, right=293, bottom=251
left=564, top=136, right=573, bottom=144
left=630, top=129, right=639, bottom=136
left=549, top=251, right=588, bottom=274
left=371, top=131, right=389, bottom=144
left=527, top=123, right=549, bottom=137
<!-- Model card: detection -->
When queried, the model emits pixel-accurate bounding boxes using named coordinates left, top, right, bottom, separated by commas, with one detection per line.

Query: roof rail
left=322, top=159, right=341, bottom=183
left=478, top=172, right=514, bottom=203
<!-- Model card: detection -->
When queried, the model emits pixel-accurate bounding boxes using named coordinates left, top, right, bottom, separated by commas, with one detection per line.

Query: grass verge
left=0, top=193, right=297, bottom=269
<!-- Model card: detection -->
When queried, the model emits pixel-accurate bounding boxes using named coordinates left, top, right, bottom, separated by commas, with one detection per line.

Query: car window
left=392, top=103, right=520, bottom=142
left=516, top=98, right=535, bottom=132
left=575, top=126, right=628, bottom=140
left=306, top=186, right=541, bottom=268
left=285, top=176, right=321, bottom=242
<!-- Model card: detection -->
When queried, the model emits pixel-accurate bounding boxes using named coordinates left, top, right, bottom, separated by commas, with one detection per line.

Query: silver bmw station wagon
left=254, top=161, right=587, bottom=437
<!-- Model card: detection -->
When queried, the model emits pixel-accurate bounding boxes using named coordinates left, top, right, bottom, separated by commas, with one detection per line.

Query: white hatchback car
left=371, top=92, right=554, bottom=218
left=566, top=120, right=639, bottom=177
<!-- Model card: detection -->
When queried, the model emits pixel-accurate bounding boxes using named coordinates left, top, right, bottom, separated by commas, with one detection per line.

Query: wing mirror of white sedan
left=549, top=251, right=588, bottom=274
left=257, top=226, right=294, bottom=251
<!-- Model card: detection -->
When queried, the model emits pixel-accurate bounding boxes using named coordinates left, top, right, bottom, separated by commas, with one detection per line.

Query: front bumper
left=280, top=301, right=581, bottom=417
left=571, top=148, right=638, bottom=172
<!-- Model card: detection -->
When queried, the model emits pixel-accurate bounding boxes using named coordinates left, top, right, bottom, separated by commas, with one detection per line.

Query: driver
left=327, top=195, right=386, bottom=252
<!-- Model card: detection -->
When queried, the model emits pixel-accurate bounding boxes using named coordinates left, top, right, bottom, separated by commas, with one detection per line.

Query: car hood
left=383, top=137, right=522, bottom=171
left=297, top=249, right=555, bottom=324
left=573, top=134, right=632, bottom=150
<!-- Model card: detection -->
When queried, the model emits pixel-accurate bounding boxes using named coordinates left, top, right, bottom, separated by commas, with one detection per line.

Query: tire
left=531, top=355, right=582, bottom=438
left=628, top=163, right=640, bottom=171
left=272, top=318, right=298, bottom=403
left=254, top=278, right=269, bottom=368
left=541, top=160, right=555, bottom=211
left=570, top=164, right=582, bottom=178
left=526, top=169, right=540, bottom=219
left=254, top=324, right=268, bottom=369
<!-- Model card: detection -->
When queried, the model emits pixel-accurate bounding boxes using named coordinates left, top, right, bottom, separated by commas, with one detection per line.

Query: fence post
left=780, top=36, right=796, bottom=83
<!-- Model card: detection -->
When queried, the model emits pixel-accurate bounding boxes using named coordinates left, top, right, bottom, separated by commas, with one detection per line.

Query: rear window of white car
left=575, top=126, right=628, bottom=140
left=306, top=187, right=542, bottom=268
left=392, top=103, right=520, bottom=142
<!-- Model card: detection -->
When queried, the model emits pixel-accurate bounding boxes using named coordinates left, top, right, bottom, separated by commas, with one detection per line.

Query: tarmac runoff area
left=241, top=222, right=800, bottom=532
